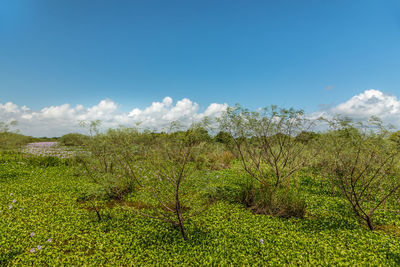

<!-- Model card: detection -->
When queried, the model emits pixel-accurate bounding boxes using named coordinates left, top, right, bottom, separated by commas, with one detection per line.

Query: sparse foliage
left=59, top=133, right=90, bottom=147
left=129, top=125, right=211, bottom=240
left=217, top=104, right=314, bottom=217
left=218, top=104, right=315, bottom=187
left=78, top=123, right=211, bottom=239
left=321, top=116, right=400, bottom=230
left=0, top=120, right=18, bottom=133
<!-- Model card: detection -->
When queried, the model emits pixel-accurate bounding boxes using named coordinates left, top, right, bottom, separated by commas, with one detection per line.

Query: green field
left=1, top=151, right=400, bottom=266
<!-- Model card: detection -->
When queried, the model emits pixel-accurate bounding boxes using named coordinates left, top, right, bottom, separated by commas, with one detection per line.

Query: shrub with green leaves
left=124, top=125, right=212, bottom=240
left=321, top=116, right=400, bottom=230
left=240, top=182, right=306, bottom=218
left=77, top=127, right=145, bottom=199
left=218, top=104, right=315, bottom=217
left=206, top=169, right=306, bottom=218
left=2, top=140, right=400, bottom=265
left=218, top=104, right=315, bottom=187
left=78, top=125, right=212, bottom=239
left=0, top=120, right=34, bottom=150
left=0, top=132, right=34, bottom=150
left=59, top=133, right=90, bottom=147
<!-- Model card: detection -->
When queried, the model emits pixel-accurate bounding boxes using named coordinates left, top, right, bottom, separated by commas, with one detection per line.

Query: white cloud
left=202, top=103, right=229, bottom=117
left=0, top=102, right=19, bottom=113
left=332, top=89, right=400, bottom=118
left=313, top=89, right=400, bottom=129
left=0, top=97, right=228, bottom=137
left=2, top=89, right=399, bottom=137
left=163, top=98, right=199, bottom=121
left=162, top=96, right=173, bottom=107
left=40, top=104, right=74, bottom=119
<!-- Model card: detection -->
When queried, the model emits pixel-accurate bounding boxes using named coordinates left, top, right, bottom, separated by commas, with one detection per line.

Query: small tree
left=322, top=116, right=400, bottom=230
left=216, top=105, right=313, bottom=218
left=389, top=131, right=400, bottom=149
left=133, top=126, right=210, bottom=240
left=214, top=131, right=234, bottom=145
left=0, top=120, right=33, bottom=150
left=78, top=126, right=146, bottom=199
left=0, top=120, right=18, bottom=133
left=79, top=123, right=211, bottom=240
left=218, top=104, right=314, bottom=188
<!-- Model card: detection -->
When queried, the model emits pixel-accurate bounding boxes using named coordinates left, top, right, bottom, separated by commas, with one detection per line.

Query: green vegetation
left=59, top=133, right=90, bottom=147
left=1, top=109, right=400, bottom=265
left=0, top=120, right=58, bottom=150
left=319, top=116, right=400, bottom=230
left=0, top=121, right=32, bottom=150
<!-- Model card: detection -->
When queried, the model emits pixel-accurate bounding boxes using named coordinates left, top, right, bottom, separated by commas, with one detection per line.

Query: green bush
left=213, top=131, right=234, bottom=145
left=192, top=144, right=235, bottom=170
left=206, top=172, right=306, bottom=219
left=237, top=182, right=306, bottom=218
left=320, top=116, right=400, bottom=230
left=59, top=133, right=90, bottom=147
left=99, top=173, right=136, bottom=200
left=0, top=132, right=34, bottom=150
left=25, top=155, right=73, bottom=167
left=3, top=129, right=400, bottom=265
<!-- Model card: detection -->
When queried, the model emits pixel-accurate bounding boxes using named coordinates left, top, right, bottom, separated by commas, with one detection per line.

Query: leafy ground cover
left=1, top=152, right=400, bottom=266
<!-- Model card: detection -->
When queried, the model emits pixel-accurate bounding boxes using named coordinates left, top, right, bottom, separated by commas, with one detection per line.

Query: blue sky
left=1, top=1, right=400, bottom=136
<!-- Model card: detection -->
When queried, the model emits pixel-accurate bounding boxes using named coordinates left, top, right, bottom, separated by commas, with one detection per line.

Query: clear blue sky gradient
left=1, top=0, right=400, bottom=112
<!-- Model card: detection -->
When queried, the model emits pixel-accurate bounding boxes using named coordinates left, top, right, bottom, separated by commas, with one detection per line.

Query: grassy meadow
left=1, top=108, right=400, bottom=266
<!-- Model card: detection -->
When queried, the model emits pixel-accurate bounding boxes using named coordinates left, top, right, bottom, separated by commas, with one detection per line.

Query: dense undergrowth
left=2, top=109, right=400, bottom=265
left=1, top=151, right=400, bottom=265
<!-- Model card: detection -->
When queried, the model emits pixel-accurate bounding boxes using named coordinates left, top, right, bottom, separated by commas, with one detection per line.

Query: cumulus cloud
left=2, top=89, right=399, bottom=137
left=0, top=102, right=19, bottom=113
left=0, top=97, right=228, bottom=137
left=332, top=89, right=400, bottom=118
left=312, top=89, right=400, bottom=129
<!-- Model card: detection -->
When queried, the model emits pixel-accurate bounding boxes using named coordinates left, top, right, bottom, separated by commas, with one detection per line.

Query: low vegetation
left=1, top=106, right=400, bottom=265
